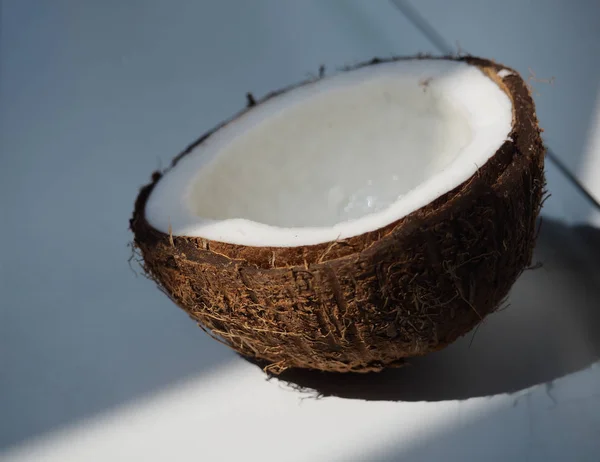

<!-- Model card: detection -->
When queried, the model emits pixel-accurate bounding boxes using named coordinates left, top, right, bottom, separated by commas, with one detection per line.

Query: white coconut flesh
left=146, top=60, right=514, bottom=247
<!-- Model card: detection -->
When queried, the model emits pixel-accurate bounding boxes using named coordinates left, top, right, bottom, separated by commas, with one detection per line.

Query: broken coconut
left=130, top=56, right=545, bottom=374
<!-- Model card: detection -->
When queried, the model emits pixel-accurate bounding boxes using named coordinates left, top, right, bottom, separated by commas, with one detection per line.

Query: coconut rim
left=141, top=56, right=518, bottom=248
left=131, top=55, right=542, bottom=272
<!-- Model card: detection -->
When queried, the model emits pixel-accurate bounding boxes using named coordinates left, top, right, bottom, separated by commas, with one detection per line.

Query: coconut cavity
left=145, top=60, right=513, bottom=247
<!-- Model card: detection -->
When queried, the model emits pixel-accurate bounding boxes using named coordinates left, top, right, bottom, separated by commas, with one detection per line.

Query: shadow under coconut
left=243, top=217, right=600, bottom=401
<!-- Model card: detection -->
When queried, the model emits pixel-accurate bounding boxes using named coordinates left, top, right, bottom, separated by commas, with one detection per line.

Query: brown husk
left=130, top=56, right=546, bottom=373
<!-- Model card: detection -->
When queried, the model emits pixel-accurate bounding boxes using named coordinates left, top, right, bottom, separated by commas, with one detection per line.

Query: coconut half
left=131, top=56, right=546, bottom=373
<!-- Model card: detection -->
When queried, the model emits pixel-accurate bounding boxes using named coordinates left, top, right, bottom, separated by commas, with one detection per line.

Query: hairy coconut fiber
left=130, top=56, right=546, bottom=374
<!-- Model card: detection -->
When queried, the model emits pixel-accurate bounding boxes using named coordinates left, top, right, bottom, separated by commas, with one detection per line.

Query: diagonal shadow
left=244, top=218, right=600, bottom=401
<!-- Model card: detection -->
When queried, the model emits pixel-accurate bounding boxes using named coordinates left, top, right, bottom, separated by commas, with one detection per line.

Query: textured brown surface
left=130, top=56, right=546, bottom=373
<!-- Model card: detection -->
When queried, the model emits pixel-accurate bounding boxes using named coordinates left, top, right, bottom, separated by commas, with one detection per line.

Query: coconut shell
left=130, top=56, right=546, bottom=374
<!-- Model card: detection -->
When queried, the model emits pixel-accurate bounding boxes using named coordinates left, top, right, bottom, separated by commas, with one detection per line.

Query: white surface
left=581, top=95, right=600, bottom=202
left=3, top=362, right=600, bottom=462
left=407, top=0, right=600, bottom=207
left=148, top=60, right=512, bottom=246
left=1, top=1, right=599, bottom=461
